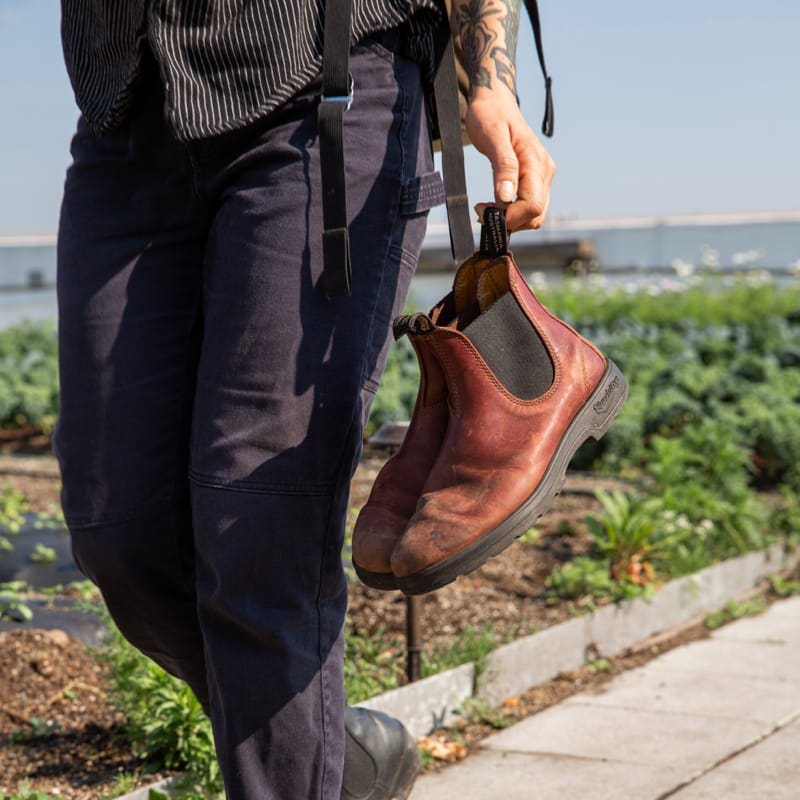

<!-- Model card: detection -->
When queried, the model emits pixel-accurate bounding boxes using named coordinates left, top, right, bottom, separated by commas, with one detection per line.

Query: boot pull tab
left=479, top=207, right=509, bottom=257
left=392, top=312, right=435, bottom=341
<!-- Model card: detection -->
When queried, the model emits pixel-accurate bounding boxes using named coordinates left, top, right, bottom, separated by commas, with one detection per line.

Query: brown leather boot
left=390, top=251, right=628, bottom=595
left=352, top=254, right=494, bottom=590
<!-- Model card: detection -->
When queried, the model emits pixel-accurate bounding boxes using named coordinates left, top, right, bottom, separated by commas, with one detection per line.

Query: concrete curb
left=359, top=543, right=798, bottom=734
left=358, top=662, right=476, bottom=735
left=116, top=776, right=176, bottom=799
left=118, top=544, right=798, bottom=798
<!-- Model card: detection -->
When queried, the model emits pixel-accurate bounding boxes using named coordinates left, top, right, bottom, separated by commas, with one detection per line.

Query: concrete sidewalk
left=411, top=595, right=800, bottom=799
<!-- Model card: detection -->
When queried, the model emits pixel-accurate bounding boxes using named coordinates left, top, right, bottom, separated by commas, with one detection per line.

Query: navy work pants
left=55, top=39, right=440, bottom=799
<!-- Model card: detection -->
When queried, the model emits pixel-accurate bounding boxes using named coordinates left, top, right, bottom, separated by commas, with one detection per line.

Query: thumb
left=487, top=132, right=519, bottom=204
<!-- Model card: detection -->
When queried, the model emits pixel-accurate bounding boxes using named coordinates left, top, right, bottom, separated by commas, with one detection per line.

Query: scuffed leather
left=391, top=255, right=608, bottom=578
left=352, top=334, right=448, bottom=575
left=352, top=255, right=494, bottom=578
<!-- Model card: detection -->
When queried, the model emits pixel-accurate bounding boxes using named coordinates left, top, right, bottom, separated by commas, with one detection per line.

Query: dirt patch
left=0, top=628, right=169, bottom=799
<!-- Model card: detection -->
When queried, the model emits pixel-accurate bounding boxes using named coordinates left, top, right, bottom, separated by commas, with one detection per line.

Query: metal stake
left=406, top=595, right=422, bottom=682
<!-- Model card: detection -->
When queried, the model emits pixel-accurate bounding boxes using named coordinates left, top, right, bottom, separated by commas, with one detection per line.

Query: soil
left=0, top=445, right=780, bottom=798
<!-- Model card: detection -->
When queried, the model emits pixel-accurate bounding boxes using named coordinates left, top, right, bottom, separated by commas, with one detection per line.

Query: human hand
left=465, top=89, right=555, bottom=233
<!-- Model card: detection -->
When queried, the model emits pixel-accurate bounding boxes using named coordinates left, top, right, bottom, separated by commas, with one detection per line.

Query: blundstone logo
left=593, top=376, right=620, bottom=413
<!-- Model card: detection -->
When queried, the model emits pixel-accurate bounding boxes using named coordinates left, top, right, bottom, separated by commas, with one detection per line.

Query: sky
left=0, top=0, right=799, bottom=236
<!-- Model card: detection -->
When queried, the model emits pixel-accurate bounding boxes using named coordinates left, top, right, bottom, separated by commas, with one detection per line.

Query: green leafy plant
left=345, top=626, right=405, bottom=703
left=769, top=575, right=800, bottom=597
left=0, top=580, right=33, bottom=622
left=545, top=555, right=646, bottom=604
left=365, top=335, right=419, bottom=438
left=587, top=657, right=614, bottom=674
left=586, top=490, right=689, bottom=586
left=0, top=484, right=29, bottom=535
left=99, top=772, right=139, bottom=799
left=29, top=543, right=57, bottom=564
left=10, top=716, right=61, bottom=744
left=453, top=696, right=514, bottom=729
left=704, top=597, right=767, bottom=629
left=2, top=779, right=61, bottom=800
left=423, top=622, right=509, bottom=681
left=98, top=621, right=221, bottom=799
left=0, top=321, right=59, bottom=431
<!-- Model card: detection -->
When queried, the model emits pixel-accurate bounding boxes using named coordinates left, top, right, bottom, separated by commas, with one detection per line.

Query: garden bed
left=3, top=274, right=800, bottom=798
left=0, top=456, right=631, bottom=799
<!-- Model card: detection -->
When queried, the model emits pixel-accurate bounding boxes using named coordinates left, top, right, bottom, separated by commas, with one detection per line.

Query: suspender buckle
left=321, top=75, right=354, bottom=111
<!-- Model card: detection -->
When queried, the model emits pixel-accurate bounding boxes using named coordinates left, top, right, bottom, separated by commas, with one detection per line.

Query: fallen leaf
left=418, top=735, right=468, bottom=762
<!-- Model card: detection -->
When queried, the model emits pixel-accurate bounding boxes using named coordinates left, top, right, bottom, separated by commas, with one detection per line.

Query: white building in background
left=0, top=235, right=57, bottom=290
left=2, top=209, right=800, bottom=291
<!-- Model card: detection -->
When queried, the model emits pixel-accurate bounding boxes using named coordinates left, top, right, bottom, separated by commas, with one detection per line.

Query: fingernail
left=498, top=181, right=515, bottom=202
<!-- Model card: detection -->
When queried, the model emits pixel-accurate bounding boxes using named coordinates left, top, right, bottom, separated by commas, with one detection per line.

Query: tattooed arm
left=452, top=0, right=555, bottom=231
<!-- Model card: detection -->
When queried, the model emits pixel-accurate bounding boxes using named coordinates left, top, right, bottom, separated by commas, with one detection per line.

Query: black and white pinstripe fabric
left=61, top=0, right=441, bottom=141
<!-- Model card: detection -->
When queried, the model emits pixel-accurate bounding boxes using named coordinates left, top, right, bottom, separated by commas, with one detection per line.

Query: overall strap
left=434, top=23, right=476, bottom=265
left=523, top=0, right=554, bottom=136
left=319, top=0, right=554, bottom=296
left=319, top=0, right=353, bottom=298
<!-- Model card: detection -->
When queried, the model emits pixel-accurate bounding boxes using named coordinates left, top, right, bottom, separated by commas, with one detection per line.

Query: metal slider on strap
left=321, top=75, right=354, bottom=111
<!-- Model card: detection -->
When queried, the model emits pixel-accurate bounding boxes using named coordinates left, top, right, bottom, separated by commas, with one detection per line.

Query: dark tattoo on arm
left=493, top=0, right=520, bottom=93
left=456, top=0, right=521, bottom=95
left=457, top=0, right=500, bottom=91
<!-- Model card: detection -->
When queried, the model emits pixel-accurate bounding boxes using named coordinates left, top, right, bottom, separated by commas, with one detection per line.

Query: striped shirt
left=61, top=0, right=442, bottom=141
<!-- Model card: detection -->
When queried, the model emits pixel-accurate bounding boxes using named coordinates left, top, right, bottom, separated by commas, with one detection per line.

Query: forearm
left=451, top=0, right=520, bottom=97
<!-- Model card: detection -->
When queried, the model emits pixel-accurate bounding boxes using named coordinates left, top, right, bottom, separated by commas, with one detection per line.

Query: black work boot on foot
left=342, top=706, right=420, bottom=800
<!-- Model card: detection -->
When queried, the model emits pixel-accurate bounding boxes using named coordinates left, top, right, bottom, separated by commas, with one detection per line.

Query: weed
left=10, top=717, right=61, bottom=744
left=423, top=623, right=508, bottom=681
left=546, top=556, right=615, bottom=602
left=769, top=575, right=800, bottom=597
left=704, top=598, right=768, bottom=630
left=100, top=773, right=139, bottom=799
left=453, top=696, right=514, bottom=729
left=587, top=657, right=614, bottom=674
left=418, top=746, right=436, bottom=770
left=98, top=620, right=221, bottom=799
left=1, top=779, right=61, bottom=800
left=546, top=555, right=649, bottom=604
left=345, top=626, right=405, bottom=703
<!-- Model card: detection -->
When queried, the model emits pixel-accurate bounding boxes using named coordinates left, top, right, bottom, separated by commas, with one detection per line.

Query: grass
left=422, top=622, right=511, bottom=681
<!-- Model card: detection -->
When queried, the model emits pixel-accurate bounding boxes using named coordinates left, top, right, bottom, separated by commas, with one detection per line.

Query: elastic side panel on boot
left=462, top=292, right=555, bottom=400
left=342, top=728, right=378, bottom=798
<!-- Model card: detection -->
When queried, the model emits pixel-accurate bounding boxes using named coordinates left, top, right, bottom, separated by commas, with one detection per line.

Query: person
left=55, top=1, right=555, bottom=797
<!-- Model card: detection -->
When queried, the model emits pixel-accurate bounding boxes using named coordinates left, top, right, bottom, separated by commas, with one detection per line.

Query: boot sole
left=396, top=360, right=629, bottom=596
left=387, top=729, right=422, bottom=800
left=353, top=562, right=399, bottom=591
